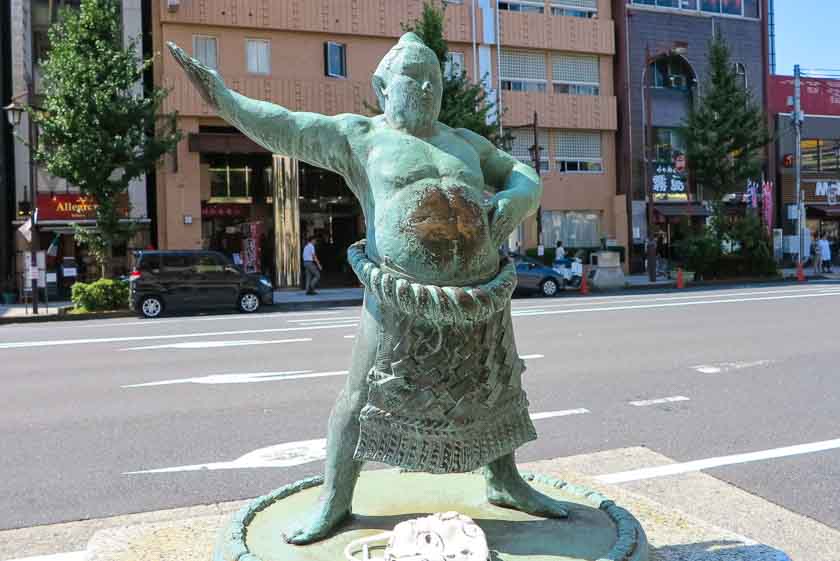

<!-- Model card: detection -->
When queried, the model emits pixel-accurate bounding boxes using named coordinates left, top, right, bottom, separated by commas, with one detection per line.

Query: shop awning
left=808, top=205, right=840, bottom=217
left=654, top=204, right=712, bottom=218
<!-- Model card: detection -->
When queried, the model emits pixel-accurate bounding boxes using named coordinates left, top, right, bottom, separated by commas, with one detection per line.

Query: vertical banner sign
left=241, top=222, right=263, bottom=274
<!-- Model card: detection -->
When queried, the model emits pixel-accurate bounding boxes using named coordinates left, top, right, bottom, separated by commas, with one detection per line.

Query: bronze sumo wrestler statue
left=168, top=32, right=568, bottom=545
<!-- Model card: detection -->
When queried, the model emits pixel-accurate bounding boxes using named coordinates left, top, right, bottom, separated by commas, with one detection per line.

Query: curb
left=0, top=309, right=135, bottom=325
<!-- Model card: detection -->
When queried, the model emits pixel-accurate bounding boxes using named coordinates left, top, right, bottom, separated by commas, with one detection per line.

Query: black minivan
left=129, top=250, right=273, bottom=318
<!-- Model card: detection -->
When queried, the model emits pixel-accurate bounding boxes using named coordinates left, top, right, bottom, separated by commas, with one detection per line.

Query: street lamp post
left=528, top=111, right=543, bottom=252
left=4, top=94, right=39, bottom=314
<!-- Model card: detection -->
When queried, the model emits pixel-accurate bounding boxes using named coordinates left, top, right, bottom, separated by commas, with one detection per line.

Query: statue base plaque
left=214, top=470, right=648, bottom=561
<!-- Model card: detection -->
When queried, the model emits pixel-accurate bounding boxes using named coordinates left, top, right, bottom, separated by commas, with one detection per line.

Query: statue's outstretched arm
left=455, top=128, right=543, bottom=247
left=167, top=42, right=366, bottom=178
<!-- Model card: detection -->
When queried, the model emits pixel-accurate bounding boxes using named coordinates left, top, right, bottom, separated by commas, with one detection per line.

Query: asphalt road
left=2, top=282, right=840, bottom=533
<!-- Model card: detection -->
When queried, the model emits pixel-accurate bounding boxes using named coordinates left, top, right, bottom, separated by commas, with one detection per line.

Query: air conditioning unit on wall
left=168, top=0, right=180, bottom=12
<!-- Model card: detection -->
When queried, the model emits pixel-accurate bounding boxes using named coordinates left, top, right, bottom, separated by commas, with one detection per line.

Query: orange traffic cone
left=580, top=268, right=590, bottom=295
left=677, top=268, right=684, bottom=289
left=796, top=262, right=806, bottom=282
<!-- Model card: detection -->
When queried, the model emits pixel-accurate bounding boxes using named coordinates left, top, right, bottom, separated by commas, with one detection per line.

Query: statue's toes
left=284, top=525, right=327, bottom=545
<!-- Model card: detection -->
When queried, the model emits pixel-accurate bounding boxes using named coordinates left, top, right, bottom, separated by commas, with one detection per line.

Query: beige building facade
left=152, top=0, right=623, bottom=287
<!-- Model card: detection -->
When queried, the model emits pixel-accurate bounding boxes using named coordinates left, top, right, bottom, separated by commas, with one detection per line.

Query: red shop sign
left=36, top=194, right=128, bottom=221
left=202, top=204, right=247, bottom=218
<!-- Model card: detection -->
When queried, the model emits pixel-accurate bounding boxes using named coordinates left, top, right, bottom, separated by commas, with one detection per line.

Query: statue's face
left=378, top=51, right=442, bottom=133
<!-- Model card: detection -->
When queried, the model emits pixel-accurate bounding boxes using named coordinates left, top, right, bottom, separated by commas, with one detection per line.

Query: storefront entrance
left=195, top=139, right=364, bottom=288
left=298, top=163, right=364, bottom=287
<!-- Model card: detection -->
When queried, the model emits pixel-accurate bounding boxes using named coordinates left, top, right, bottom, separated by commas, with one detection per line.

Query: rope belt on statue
left=346, top=240, right=517, bottom=325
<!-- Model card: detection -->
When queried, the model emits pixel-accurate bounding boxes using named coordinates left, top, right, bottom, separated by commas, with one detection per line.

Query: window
left=542, top=211, right=602, bottom=248
left=734, top=62, right=747, bottom=90
left=653, top=128, right=686, bottom=163
left=246, top=39, right=270, bottom=74
left=550, top=0, right=597, bottom=18
left=554, top=131, right=603, bottom=173
left=162, top=254, right=196, bottom=273
left=500, top=49, right=547, bottom=92
left=649, top=59, right=693, bottom=91
left=801, top=140, right=820, bottom=172
left=138, top=254, right=161, bottom=273
left=801, top=140, right=840, bottom=172
left=325, top=42, right=347, bottom=78
left=820, top=140, right=840, bottom=172
left=208, top=155, right=254, bottom=202
left=193, top=36, right=218, bottom=69
left=632, top=0, right=757, bottom=16
left=195, top=253, right=226, bottom=273
left=445, top=52, right=465, bottom=78
left=552, top=54, right=600, bottom=96
left=498, top=1, right=545, bottom=13
left=510, top=128, right=550, bottom=171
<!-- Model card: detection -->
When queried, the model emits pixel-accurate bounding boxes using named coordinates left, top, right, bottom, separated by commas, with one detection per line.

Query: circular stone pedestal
left=214, top=471, right=648, bottom=561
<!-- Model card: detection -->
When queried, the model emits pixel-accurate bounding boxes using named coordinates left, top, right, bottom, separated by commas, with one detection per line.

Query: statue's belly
left=372, top=180, right=498, bottom=285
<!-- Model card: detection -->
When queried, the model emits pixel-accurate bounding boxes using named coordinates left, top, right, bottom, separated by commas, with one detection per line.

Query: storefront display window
left=542, top=210, right=602, bottom=248
left=208, top=155, right=255, bottom=202
left=801, top=139, right=840, bottom=172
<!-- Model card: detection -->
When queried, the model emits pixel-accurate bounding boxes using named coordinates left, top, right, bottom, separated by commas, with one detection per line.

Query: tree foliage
left=684, top=37, right=769, bottom=201
left=30, top=0, right=180, bottom=277
left=401, top=1, right=511, bottom=148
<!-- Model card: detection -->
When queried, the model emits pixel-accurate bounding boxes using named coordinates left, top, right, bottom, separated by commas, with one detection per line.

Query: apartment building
left=7, top=0, right=149, bottom=293
left=613, top=0, right=770, bottom=272
left=153, top=0, right=622, bottom=287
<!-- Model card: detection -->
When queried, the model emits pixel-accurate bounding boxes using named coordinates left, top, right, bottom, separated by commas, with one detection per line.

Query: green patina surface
left=168, top=33, right=641, bottom=547
left=214, top=470, right=647, bottom=561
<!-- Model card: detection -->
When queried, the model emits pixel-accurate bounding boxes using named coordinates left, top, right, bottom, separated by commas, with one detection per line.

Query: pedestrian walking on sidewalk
left=303, top=236, right=322, bottom=295
left=819, top=234, right=833, bottom=273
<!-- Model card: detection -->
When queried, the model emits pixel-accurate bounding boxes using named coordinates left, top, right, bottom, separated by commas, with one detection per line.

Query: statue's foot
left=284, top=500, right=351, bottom=545
left=487, top=478, right=569, bottom=519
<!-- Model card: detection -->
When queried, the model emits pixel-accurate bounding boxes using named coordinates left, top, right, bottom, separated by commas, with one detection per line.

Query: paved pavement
left=2, top=283, right=840, bottom=558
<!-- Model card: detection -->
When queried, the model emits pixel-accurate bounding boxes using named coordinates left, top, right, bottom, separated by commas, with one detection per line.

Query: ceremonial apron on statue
left=346, top=241, right=537, bottom=474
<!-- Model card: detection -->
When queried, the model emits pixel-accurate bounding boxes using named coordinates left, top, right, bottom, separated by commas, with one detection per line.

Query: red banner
left=36, top=194, right=128, bottom=221
left=201, top=204, right=248, bottom=218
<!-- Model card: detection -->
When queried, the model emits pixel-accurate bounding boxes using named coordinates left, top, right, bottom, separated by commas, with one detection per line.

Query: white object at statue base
left=344, top=512, right=489, bottom=561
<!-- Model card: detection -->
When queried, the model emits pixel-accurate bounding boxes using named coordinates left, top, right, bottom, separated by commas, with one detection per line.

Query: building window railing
left=553, top=82, right=600, bottom=95
left=499, top=1, right=545, bottom=13
left=801, top=139, right=840, bottom=173
left=502, top=79, right=547, bottom=92
left=630, top=0, right=760, bottom=18
left=550, top=0, right=598, bottom=18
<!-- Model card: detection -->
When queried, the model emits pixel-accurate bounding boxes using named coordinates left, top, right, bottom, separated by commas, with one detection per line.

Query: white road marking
left=124, top=354, right=545, bottom=387
left=288, top=316, right=358, bottom=324
left=121, top=338, right=311, bottom=351
left=510, top=289, right=840, bottom=318
left=692, top=360, right=773, bottom=374
left=7, top=552, right=87, bottom=561
left=511, top=285, right=840, bottom=311
left=126, top=408, right=589, bottom=474
left=595, top=437, right=840, bottom=484
left=0, top=322, right=359, bottom=350
left=519, top=354, right=544, bottom=360
left=629, top=396, right=690, bottom=407
left=529, top=408, right=590, bottom=420
left=125, top=439, right=329, bottom=474
left=123, top=370, right=350, bottom=388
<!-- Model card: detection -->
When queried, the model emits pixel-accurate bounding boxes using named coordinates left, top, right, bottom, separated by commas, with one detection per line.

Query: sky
left=773, top=0, right=840, bottom=77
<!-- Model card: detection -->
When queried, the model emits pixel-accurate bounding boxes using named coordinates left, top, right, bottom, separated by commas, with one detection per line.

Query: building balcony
left=159, top=0, right=483, bottom=44
left=501, top=91, right=617, bottom=131
left=498, top=10, right=614, bottom=54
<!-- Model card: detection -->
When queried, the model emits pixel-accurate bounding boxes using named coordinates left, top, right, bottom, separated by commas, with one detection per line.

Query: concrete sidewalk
left=8, top=447, right=838, bottom=560
left=0, top=301, right=71, bottom=319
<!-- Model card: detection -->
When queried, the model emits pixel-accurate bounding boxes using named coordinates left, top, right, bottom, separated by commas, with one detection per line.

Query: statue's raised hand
left=166, top=41, right=226, bottom=110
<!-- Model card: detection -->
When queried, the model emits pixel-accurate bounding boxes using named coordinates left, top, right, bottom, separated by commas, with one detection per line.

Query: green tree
left=29, top=0, right=180, bottom=277
left=400, top=1, right=511, bottom=148
left=683, top=37, right=770, bottom=201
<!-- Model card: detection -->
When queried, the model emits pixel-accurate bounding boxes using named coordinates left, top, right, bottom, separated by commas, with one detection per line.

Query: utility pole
left=530, top=111, right=543, bottom=251
left=644, top=47, right=657, bottom=282
left=793, top=64, right=804, bottom=267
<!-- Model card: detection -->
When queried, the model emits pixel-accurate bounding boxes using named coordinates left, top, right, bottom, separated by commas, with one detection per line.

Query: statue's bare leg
left=485, top=452, right=569, bottom=518
left=284, top=298, right=378, bottom=544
